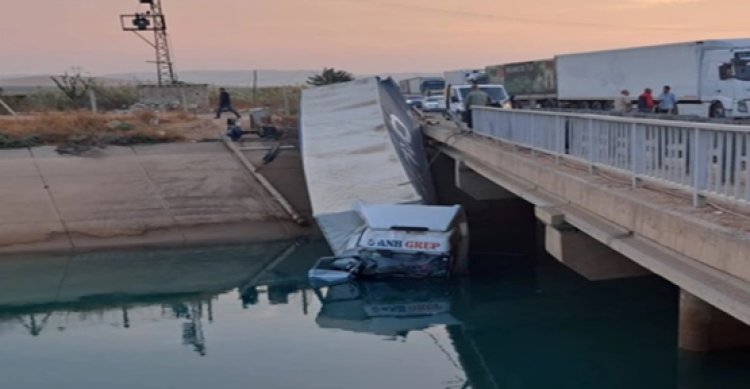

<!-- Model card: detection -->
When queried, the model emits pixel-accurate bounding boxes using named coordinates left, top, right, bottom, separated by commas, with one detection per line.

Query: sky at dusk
left=1, top=0, right=747, bottom=76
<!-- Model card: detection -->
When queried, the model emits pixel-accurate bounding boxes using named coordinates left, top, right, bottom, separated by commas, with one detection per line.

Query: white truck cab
left=445, top=84, right=511, bottom=120
left=309, top=204, right=469, bottom=284
left=702, top=48, right=750, bottom=118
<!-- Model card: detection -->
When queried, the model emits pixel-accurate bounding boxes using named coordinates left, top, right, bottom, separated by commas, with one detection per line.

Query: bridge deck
left=425, top=121, right=750, bottom=326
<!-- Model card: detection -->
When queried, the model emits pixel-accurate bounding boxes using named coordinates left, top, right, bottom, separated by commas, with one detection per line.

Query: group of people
left=461, top=81, right=680, bottom=130
left=614, top=85, right=677, bottom=114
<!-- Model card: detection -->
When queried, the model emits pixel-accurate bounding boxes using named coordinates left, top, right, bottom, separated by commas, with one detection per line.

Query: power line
left=326, top=0, right=744, bottom=33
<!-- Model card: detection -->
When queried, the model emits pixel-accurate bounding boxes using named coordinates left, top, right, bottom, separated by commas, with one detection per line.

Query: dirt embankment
left=0, top=111, right=224, bottom=150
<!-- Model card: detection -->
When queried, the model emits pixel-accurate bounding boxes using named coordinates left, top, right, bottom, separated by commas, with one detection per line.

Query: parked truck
left=486, top=60, right=556, bottom=108
left=486, top=39, right=750, bottom=118
left=399, top=77, right=445, bottom=96
left=445, top=84, right=510, bottom=119
left=443, top=69, right=509, bottom=119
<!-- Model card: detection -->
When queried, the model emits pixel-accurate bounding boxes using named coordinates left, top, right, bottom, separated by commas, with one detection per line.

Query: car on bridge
left=421, top=95, right=446, bottom=112
left=404, top=95, right=423, bottom=110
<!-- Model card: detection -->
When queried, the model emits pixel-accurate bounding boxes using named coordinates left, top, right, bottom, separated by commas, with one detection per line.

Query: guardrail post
left=555, top=116, right=563, bottom=164
left=692, top=128, right=708, bottom=207
left=510, top=111, right=517, bottom=151
left=630, top=123, right=643, bottom=188
left=530, top=114, right=536, bottom=157
left=588, top=118, right=595, bottom=174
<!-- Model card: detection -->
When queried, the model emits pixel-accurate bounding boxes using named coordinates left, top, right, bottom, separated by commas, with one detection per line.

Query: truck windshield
left=734, top=60, right=750, bottom=81
left=423, top=80, right=446, bottom=91
left=459, top=87, right=508, bottom=101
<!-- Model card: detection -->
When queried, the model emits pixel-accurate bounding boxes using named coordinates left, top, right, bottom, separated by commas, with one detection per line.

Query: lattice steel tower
left=121, top=0, right=178, bottom=86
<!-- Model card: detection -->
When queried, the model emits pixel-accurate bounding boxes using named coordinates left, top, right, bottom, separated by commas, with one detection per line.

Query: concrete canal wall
left=0, top=142, right=312, bottom=254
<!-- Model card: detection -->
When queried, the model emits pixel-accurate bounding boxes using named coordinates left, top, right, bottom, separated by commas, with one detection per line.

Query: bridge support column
left=536, top=207, right=649, bottom=281
left=679, top=289, right=750, bottom=352
left=535, top=220, right=546, bottom=253
left=454, top=160, right=517, bottom=201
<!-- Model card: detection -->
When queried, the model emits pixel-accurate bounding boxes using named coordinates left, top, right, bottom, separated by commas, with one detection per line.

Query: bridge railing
left=472, top=107, right=750, bottom=207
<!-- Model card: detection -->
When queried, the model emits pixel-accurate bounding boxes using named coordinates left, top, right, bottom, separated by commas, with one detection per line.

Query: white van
left=445, top=84, right=511, bottom=120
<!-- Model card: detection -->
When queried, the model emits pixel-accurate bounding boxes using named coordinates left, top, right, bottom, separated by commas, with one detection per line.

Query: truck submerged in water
left=300, top=78, right=469, bottom=284
left=485, top=39, right=750, bottom=118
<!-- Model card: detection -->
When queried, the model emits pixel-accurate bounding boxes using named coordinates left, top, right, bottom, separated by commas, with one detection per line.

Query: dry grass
left=0, top=86, right=302, bottom=149
left=0, top=111, right=198, bottom=149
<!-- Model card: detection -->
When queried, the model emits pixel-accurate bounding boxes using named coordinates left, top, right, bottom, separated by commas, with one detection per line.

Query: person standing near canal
left=656, top=85, right=678, bottom=114
left=215, top=87, right=241, bottom=119
left=463, top=81, right=490, bottom=129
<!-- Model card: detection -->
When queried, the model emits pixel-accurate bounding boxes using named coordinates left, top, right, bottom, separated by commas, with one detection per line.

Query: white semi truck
left=398, top=77, right=445, bottom=96
left=487, top=39, right=750, bottom=118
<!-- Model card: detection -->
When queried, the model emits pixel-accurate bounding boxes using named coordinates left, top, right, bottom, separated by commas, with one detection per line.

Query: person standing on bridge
left=215, top=87, right=242, bottom=119
left=637, top=88, right=656, bottom=113
left=656, top=85, right=678, bottom=114
left=613, top=89, right=633, bottom=113
left=463, top=81, right=490, bottom=129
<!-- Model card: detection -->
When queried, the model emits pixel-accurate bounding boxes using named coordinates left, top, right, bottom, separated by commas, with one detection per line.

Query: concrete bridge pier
left=536, top=205, right=750, bottom=351
left=679, top=290, right=750, bottom=352
left=535, top=206, right=650, bottom=281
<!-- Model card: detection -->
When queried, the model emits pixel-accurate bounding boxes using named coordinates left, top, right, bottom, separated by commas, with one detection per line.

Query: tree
left=51, top=67, right=97, bottom=107
left=307, top=68, right=354, bottom=86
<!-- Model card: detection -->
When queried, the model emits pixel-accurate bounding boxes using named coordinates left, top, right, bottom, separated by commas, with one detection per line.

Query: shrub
left=15, top=86, right=139, bottom=112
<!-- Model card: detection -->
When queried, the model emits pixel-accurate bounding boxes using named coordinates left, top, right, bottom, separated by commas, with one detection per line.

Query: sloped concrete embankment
left=0, top=143, right=310, bottom=253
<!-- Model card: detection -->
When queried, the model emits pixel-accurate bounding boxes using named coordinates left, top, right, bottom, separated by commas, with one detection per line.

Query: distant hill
left=0, top=75, right=134, bottom=95
left=105, top=70, right=315, bottom=87
left=106, top=70, right=441, bottom=87
left=0, top=70, right=441, bottom=92
left=0, top=75, right=133, bottom=88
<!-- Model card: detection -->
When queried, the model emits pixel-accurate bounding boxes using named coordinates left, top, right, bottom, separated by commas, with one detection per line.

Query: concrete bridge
left=424, top=108, right=750, bottom=352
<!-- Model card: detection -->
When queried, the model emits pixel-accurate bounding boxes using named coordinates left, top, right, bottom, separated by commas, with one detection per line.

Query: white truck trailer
left=486, top=40, right=750, bottom=118
left=556, top=39, right=750, bottom=118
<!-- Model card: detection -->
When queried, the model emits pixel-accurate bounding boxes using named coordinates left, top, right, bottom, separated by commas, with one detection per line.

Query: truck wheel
left=710, top=102, right=726, bottom=118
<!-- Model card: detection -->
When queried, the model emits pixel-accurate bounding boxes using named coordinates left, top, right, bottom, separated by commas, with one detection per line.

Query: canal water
left=0, top=238, right=749, bottom=389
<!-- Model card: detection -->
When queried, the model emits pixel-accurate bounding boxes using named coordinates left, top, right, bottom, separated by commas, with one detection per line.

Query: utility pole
left=147, top=0, right=176, bottom=86
left=121, top=0, right=178, bottom=86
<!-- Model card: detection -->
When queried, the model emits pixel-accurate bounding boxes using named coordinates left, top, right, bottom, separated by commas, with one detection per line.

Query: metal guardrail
left=473, top=107, right=750, bottom=207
